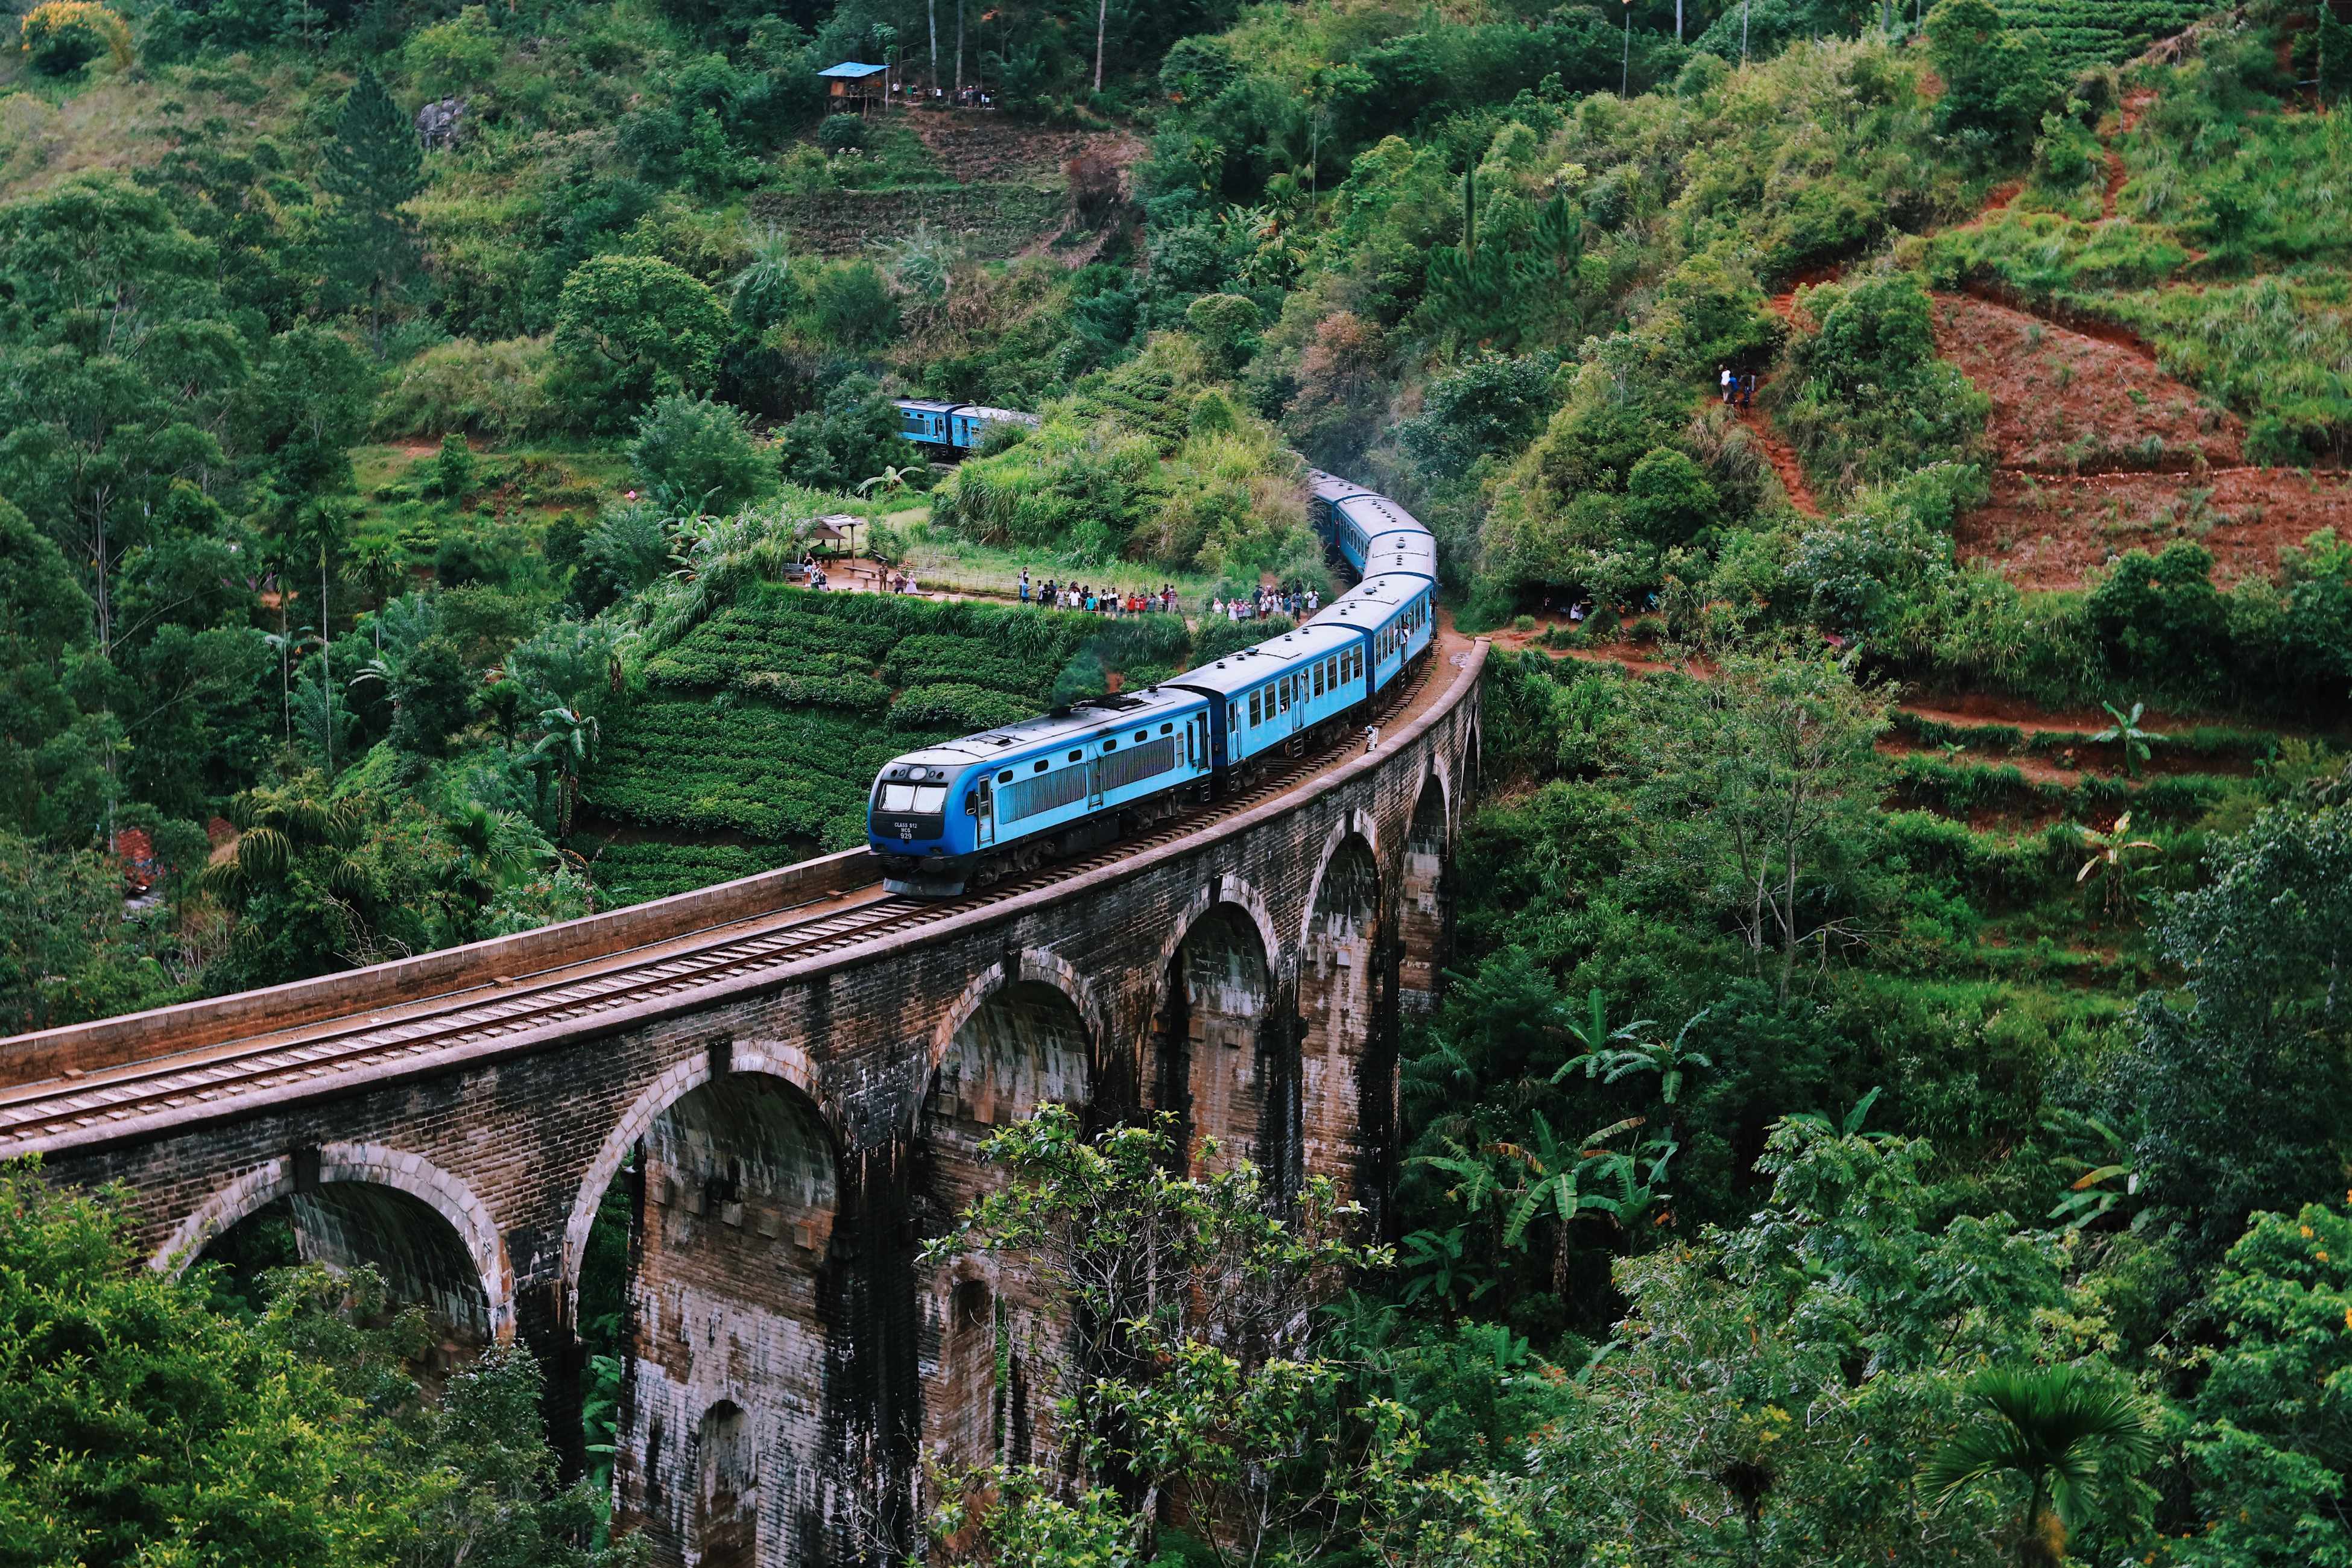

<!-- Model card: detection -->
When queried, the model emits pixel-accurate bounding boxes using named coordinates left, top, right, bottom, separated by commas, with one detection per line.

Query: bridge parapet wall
left=3, top=849, right=879, bottom=1083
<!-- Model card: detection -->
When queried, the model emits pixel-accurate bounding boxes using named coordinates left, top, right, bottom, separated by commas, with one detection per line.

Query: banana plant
left=1785, top=1085, right=1892, bottom=1143
left=2043, top=1114, right=2138, bottom=1233
left=2090, top=700, right=2160, bottom=779
left=1555, top=1006, right=1716, bottom=1105
left=2075, top=812, right=2160, bottom=922
left=1496, top=1113, right=1646, bottom=1249
left=1549, top=988, right=1657, bottom=1084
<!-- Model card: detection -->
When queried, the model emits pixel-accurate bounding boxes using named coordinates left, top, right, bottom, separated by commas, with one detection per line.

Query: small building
left=809, top=515, right=861, bottom=555
left=818, top=61, right=888, bottom=113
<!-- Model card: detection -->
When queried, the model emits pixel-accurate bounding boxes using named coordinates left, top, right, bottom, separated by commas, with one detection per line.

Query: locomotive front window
left=881, top=783, right=948, bottom=814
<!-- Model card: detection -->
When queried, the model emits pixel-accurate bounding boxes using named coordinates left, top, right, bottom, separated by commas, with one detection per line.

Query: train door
left=1087, top=752, right=1105, bottom=809
left=976, top=776, right=996, bottom=847
left=1190, top=713, right=1207, bottom=771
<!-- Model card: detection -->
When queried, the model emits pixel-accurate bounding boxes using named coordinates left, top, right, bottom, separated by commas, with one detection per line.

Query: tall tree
left=320, top=67, right=424, bottom=358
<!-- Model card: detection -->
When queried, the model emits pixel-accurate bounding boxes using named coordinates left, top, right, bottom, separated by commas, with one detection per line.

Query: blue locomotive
left=867, top=435, right=1438, bottom=896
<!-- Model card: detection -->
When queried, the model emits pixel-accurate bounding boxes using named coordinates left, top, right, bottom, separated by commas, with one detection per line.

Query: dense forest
left=4, top=0, right=2352, bottom=1562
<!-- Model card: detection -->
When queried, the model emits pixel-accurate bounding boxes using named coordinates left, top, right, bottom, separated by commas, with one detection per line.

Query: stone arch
left=917, top=970, right=1095, bottom=1473
left=560, top=1041, right=830, bottom=1320
left=924, top=948, right=1108, bottom=1104
left=1149, top=891, right=1290, bottom=1190
left=1298, top=830, right=1388, bottom=1210
left=1400, top=768, right=1453, bottom=1013
left=156, top=1143, right=516, bottom=1344
left=1152, top=873, right=1283, bottom=988
left=1297, top=810, right=1383, bottom=953
left=604, top=1055, right=840, bottom=1568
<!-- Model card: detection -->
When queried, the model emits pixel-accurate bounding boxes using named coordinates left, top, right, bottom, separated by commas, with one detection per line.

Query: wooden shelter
left=818, top=61, right=888, bottom=113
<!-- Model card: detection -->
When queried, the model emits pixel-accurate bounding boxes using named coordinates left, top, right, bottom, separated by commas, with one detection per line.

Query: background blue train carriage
left=950, top=405, right=1040, bottom=449
left=895, top=398, right=961, bottom=447
left=893, top=399, right=1045, bottom=454
left=869, top=686, right=1213, bottom=894
left=1168, top=621, right=1367, bottom=768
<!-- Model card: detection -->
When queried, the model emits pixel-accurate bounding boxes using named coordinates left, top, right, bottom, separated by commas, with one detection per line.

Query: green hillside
left=8, top=0, right=2352, bottom=1563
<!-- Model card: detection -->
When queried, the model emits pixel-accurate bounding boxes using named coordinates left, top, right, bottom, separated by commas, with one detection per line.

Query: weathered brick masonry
left=13, top=642, right=1484, bottom=1567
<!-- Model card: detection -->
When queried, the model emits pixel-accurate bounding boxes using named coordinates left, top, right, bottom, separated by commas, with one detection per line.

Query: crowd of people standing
left=1010, top=569, right=1325, bottom=623
left=1019, top=569, right=1180, bottom=617
left=1209, top=583, right=1318, bottom=622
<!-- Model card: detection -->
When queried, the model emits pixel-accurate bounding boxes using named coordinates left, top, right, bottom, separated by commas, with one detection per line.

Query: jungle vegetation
left=2, top=0, right=2350, bottom=1563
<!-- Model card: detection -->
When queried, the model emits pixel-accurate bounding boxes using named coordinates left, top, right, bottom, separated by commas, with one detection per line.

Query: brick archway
left=559, top=1042, right=832, bottom=1323
left=154, top=1142, right=516, bottom=1342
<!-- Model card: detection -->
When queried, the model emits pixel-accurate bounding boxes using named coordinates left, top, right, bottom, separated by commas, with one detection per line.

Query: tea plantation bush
left=590, top=583, right=1215, bottom=855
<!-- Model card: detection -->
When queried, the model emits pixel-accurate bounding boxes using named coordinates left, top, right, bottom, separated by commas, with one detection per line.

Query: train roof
left=1165, top=622, right=1360, bottom=697
left=956, top=405, right=1042, bottom=426
left=1333, top=492, right=1426, bottom=537
left=886, top=686, right=1209, bottom=771
left=1320, top=572, right=1432, bottom=622
left=1306, top=468, right=1377, bottom=506
left=1363, top=532, right=1439, bottom=581
left=894, top=397, right=963, bottom=413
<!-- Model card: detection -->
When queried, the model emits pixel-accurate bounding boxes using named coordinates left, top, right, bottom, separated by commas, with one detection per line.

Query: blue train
left=894, top=398, right=1043, bottom=454
left=868, top=423, right=1440, bottom=896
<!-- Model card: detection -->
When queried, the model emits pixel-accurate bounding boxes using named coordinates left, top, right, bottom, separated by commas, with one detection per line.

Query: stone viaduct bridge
left=0, top=634, right=1487, bottom=1567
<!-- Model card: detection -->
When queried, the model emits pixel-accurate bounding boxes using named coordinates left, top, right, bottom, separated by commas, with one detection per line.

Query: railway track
left=0, top=656, right=1436, bottom=1151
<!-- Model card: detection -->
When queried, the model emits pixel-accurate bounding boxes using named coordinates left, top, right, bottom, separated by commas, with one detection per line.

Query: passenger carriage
left=892, top=398, right=1043, bottom=455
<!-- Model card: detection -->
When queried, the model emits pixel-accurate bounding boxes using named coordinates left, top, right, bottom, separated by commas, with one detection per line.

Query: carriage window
left=1034, top=760, right=1049, bottom=772
left=1069, top=750, right=1083, bottom=761
left=1104, top=739, right=1118, bottom=751
left=1160, top=723, right=1173, bottom=735
left=1312, top=662, right=1324, bottom=697
left=1136, top=730, right=1148, bottom=741
left=1248, top=689, right=1262, bottom=726
left=997, top=770, right=1014, bottom=783
left=1279, top=679, right=1291, bottom=713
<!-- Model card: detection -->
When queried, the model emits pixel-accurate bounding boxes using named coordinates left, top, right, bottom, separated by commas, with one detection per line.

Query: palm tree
left=2090, top=700, right=2160, bottom=779
left=532, top=706, right=599, bottom=837
left=1923, top=1365, right=2154, bottom=1568
left=198, top=785, right=370, bottom=910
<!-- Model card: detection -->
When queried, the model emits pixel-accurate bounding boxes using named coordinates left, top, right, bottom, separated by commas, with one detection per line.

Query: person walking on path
left=1721, top=366, right=1735, bottom=404
left=1019, top=567, right=1030, bottom=605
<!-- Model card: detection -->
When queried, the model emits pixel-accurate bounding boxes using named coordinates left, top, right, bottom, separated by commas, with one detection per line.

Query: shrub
left=774, top=375, right=915, bottom=493
left=812, top=261, right=896, bottom=349
left=1772, top=274, right=1988, bottom=495
left=818, top=114, right=868, bottom=153
left=889, top=683, right=1037, bottom=732
left=1925, top=0, right=2062, bottom=158
left=405, top=4, right=502, bottom=99
left=20, top=3, right=131, bottom=74
left=372, top=337, right=561, bottom=442
left=628, top=394, right=774, bottom=516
